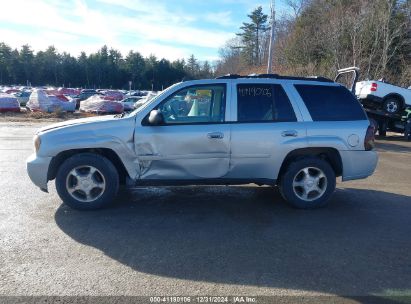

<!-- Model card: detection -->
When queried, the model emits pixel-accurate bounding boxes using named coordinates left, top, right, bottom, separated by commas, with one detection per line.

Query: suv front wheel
left=55, top=153, right=119, bottom=210
left=279, top=157, right=336, bottom=209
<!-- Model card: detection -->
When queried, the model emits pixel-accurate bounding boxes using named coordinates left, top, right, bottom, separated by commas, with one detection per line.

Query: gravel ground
left=0, top=110, right=98, bottom=123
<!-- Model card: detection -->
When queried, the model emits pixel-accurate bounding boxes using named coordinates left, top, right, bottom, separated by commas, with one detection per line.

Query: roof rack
left=216, top=73, right=334, bottom=83
left=216, top=74, right=242, bottom=79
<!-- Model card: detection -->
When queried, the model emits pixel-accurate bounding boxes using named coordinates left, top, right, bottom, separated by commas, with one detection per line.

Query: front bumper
left=341, top=150, right=379, bottom=181
left=26, top=154, right=52, bottom=192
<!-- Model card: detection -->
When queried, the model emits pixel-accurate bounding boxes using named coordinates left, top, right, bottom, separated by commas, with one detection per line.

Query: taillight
left=370, top=83, right=378, bottom=92
left=364, top=125, right=375, bottom=151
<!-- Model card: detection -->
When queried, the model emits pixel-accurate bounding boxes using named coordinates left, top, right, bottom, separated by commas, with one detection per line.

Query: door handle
left=281, top=130, right=298, bottom=137
left=207, top=132, right=224, bottom=139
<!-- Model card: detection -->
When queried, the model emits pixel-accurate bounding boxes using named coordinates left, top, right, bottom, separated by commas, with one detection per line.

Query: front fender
left=37, top=117, right=138, bottom=179
left=42, top=136, right=138, bottom=179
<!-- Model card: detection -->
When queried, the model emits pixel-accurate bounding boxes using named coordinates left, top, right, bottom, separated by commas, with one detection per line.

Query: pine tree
left=237, top=6, right=269, bottom=66
left=200, top=61, right=213, bottom=78
left=0, top=43, right=12, bottom=84
left=186, top=54, right=199, bottom=79
left=19, top=45, right=34, bottom=85
left=125, top=51, right=145, bottom=89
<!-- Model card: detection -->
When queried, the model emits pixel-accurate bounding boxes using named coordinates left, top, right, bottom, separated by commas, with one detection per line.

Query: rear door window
left=237, top=84, right=296, bottom=122
left=295, top=85, right=366, bottom=121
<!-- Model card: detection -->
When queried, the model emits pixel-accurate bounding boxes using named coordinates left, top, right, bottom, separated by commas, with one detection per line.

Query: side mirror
left=148, top=110, right=164, bottom=125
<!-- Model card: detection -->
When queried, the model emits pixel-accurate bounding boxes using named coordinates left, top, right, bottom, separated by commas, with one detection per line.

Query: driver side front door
left=134, top=83, right=231, bottom=180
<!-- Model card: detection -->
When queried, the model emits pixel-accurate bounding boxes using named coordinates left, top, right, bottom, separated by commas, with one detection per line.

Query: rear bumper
left=341, top=150, right=378, bottom=181
left=26, top=154, right=52, bottom=192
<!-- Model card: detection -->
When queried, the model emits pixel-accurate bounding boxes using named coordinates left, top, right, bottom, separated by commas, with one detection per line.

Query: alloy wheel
left=65, top=165, right=106, bottom=203
left=292, top=167, right=328, bottom=202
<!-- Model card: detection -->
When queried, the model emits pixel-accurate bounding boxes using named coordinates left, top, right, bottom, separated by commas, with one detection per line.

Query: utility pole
left=267, top=0, right=276, bottom=74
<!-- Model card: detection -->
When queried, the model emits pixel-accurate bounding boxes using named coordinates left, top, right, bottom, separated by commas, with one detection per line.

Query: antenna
left=267, top=0, right=276, bottom=74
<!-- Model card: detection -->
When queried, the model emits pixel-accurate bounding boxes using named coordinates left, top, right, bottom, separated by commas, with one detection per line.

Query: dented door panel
left=133, top=80, right=232, bottom=180
left=135, top=124, right=231, bottom=179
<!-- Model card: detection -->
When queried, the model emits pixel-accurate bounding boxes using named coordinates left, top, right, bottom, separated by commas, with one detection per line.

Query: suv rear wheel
left=383, top=97, right=402, bottom=114
left=55, top=153, right=119, bottom=210
left=280, top=157, right=336, bottom=209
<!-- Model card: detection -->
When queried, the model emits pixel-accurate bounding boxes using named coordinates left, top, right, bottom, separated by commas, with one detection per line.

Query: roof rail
left=216, top=73, right=333, bottom=83
left=248, top=73, right=280, bottom=78
left=215, top=74, right=243, bottom=79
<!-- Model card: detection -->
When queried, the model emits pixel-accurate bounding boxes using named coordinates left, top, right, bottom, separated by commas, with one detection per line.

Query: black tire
left=55, top=153, right=119, bottom=210
left=405, top=120, right=411, bottom=141
left=383, top=98, right=402, bottom=114
left=279, top=157, right=336, bottom=209
left=378, top=121, right=387, bottom=137
left=369, top=118, right=378, bottom=135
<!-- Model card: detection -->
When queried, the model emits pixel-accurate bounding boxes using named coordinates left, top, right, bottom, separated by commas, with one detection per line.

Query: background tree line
left=1, top=0, right=409, bottom=89
left=216, top=0, right=411, bottom=86
left=0, top=44, right=213, bottom=90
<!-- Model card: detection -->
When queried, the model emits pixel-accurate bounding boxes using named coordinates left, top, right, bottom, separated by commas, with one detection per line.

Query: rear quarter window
left=295, top=85, right=366, bottom=121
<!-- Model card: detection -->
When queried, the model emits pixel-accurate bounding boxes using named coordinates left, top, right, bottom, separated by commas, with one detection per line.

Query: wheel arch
left=278, top=147, right=343, bottom=183
left=48, top=148, right=130, bottom=184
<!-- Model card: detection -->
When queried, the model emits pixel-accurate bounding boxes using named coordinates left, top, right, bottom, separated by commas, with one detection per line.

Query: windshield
left=126, top=83, right=181, bottom=117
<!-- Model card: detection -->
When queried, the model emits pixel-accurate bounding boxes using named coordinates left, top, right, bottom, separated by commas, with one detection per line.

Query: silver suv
left=27, top=75, right=378, bottom=210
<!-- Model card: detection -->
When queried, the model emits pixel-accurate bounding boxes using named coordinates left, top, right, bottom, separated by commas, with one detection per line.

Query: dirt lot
left=0, top=120, right=410, bottom=303
left=0, top=109, right=98, bottom=123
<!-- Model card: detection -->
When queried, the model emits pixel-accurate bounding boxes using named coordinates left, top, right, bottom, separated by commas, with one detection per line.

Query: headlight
left=34, top=135, right=41, bottom=153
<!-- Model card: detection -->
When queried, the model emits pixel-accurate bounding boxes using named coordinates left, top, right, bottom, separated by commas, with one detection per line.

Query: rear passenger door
left=228, top=81, right=307, bottom=181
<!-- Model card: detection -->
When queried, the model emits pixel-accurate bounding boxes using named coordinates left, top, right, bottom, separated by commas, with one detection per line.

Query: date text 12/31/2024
left=150, top=296, right=257, bottom=303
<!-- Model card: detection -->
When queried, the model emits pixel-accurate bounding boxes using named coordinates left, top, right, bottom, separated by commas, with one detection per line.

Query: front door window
left=156, top=85, right=226, bottom=124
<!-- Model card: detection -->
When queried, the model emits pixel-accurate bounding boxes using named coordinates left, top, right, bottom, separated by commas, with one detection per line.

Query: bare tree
left=217, top=0, right=410, bottom=84
left=285, top=0, right=310, bottom=18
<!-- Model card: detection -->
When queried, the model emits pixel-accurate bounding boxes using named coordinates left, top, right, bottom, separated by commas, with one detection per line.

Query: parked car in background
left=133, top=97, right=148, bottom=109
left=336, top=67, right=411, bottom=138
left=0, top=93, right=20, bottom=112
left=134, top=92, right=158, bottom=109
left=102, top=90, right=124, bottom=101
left=356, top=80, right=411, bottom=114
left=27, top=89, right=76, bottom=113
left=82, top=89, right=98, bottom=94
left=127, top=90, right=150, bottom=97
left=73, top=91, right=102, bottom=109
left=27, top=74, right=378, bottom=211
left=58, top=88, right=81, bottom=97
left=120, top=96, right=142, bottom=111
left=13, top=91, right=31, bottom=106
left=5, top=88, right=20, bottom=94
left=79, top=95, right=124, bottom=114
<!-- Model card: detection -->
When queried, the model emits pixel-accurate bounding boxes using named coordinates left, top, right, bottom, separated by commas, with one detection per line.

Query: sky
left=0, top=0, right=290, bottom=62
